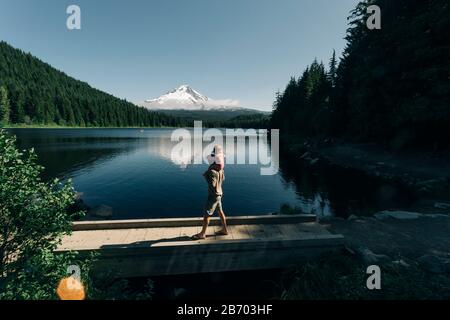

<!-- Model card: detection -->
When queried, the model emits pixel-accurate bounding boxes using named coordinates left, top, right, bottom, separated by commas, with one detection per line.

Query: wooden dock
left=57, top=215, right=344, bottom=277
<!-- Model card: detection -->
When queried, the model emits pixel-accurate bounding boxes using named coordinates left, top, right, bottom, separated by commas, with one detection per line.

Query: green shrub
left=0, top=129, right=85, bottom=299
left=0, top=130, right=154, bottom=300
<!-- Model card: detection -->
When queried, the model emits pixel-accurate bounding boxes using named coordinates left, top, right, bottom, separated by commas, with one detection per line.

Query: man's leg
left=217, top=208, right=228, bottom=235
left=193, top=196, right=228, bottom=239
left=196, top=213, right=211, bottom=239
left=193, top=197, right=215, bottom=239
left=216, top=197, right=228, bottom=235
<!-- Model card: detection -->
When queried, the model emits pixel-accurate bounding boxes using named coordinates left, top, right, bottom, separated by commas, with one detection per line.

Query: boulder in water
left=357, top=247, right=391, bottom=265
left=347, top=214, right=359, bottom=221
left=89, top=205, right=113, bottom=219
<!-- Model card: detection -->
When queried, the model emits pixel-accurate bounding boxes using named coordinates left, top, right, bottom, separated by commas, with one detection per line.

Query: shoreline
left=2, top=125, right=180, bottom=130
left=282, top=136, right=450, bottom=201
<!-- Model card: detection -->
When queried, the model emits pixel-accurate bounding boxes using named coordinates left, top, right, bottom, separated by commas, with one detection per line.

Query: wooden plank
left=226, top=225, right=236, bottom=240
left=87, top=230, right=113, bottom=247
left=57, top=217, right=345, bottom=277
left=229, top=225, right=250, bottom=240
left=245, top=224, right=267, bottom=239
left=72, top=215, right=316, bottom=231
left=261, top=224, right=283, bottom=239
left=179, top=226, right=199, bottom=240
left=123, top=228, right=148, bottom=244
left=86, top=238, right=344, bottom=277
left=63, top=233, right=344, bottom=255
left=294, top=222, right=330, bottom=235
left=101, top=229, right=131, bottom=246
left=59, top=230, right=89, bottom=249
left=161, top=226, right=182, bottom=240
left=144, top=227, right=169, bottom=241
left=281, top=224, right=295, bottom=237
left=59, top=224, right=339, bottom=250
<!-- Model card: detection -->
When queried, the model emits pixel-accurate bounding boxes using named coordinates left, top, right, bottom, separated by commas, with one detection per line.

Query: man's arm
left=210, top=171, right=218, bottom=187
left=203, top=169, right=210, bottom=183
left=204, top=170, right=218, bottom=187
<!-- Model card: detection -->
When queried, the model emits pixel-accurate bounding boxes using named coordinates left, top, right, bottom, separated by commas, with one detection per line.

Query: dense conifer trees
left=0, top=41, right=183, bottom=127
left=272, top=0, right=450, bottom=149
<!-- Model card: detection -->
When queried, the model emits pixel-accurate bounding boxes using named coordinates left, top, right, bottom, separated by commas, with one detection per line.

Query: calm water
left=9, top=128, right=414, bottom=220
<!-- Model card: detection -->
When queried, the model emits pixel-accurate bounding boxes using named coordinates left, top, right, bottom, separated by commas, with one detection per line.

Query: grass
left=279, top=251, right=450, bottom=300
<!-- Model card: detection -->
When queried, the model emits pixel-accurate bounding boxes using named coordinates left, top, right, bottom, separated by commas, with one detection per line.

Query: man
left=192, top=146, right=228, bottom=240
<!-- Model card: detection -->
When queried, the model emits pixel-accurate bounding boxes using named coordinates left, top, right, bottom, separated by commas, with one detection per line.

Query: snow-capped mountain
left=141, top=85, right=241, bottom=111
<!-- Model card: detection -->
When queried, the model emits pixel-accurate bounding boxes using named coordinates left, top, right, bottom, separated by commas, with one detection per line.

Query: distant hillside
left=207, top=113, right=270, bottom=129
left=157, top=108, right=268, bottom=122
left=0, top=41, right=183, bottom=127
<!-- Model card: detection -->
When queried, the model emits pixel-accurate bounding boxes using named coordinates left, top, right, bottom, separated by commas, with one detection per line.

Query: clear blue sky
left=0, top=0, right=359, bottom=111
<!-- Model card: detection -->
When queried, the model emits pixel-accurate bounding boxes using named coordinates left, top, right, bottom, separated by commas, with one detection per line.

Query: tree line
left=272, top=0, right=450, bottom=150
left=0, top=41, right=186, bottom=128
left=207, top=114, right=270, bottom=129
left=0, top=40, right=266, bottom=130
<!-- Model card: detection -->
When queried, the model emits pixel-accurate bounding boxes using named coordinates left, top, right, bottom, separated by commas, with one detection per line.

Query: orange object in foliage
left=56, top=277, right=86, bottom=300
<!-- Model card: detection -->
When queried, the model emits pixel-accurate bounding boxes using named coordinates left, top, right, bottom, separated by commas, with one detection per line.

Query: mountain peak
left=169, top=85, right=190, bottom=94
left=177, top=84, right=191, bottom=91
left=167, top=85, right=209, bottom=102
left=142, top=85, right=240, bottom=111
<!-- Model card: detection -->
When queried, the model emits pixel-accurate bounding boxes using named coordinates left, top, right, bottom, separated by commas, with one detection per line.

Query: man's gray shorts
left=205, top=195, right=223, bottom=216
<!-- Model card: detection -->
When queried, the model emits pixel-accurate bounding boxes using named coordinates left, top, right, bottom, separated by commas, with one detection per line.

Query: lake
left=9, top=128, right=414, bottom=220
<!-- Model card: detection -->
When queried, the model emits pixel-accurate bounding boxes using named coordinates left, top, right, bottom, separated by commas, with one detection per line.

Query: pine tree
left=328, top=50, right=338, bottom=87
left=0, top=86, right=11, bottom=124
left=272, top=0, right=449, bottom=149
left=0, top=41, right=186, bottom=128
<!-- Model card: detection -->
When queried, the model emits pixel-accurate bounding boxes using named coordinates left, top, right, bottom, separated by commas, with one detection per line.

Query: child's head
left=212, top=144, right=223, bottom=156
left=208, top=144, right=225, bottom=169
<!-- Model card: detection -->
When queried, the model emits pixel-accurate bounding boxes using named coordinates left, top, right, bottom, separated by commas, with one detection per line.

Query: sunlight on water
left=10, top=128, right=305, bottom=219
left=10, top=128, right=413, bottom=220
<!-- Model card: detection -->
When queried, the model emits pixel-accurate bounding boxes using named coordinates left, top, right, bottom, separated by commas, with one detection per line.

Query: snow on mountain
left=141, top=85, right=241, bottom=111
